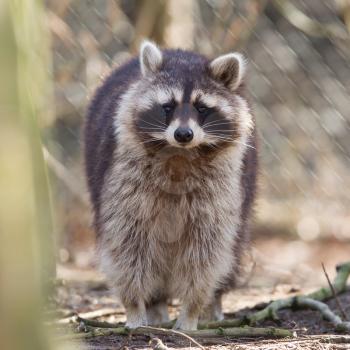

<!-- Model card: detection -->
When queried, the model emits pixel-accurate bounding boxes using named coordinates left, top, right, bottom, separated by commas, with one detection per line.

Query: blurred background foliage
left=42, top=0, right=350, bottom=283
left=0, top=1, right=56, bottom=349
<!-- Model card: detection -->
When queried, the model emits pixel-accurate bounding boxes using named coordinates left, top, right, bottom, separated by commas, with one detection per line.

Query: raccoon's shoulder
left=84, top=57, right=141, bottom=214
left=87, top=57, right=141, bottom=126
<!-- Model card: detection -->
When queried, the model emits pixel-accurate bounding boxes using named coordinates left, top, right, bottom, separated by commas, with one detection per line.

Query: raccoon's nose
left=174, top=127, right=194, bottom=143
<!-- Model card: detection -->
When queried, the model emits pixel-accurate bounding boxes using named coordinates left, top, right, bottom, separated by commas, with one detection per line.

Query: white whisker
left=138, top=127, right=166, bottom=132
left=139, top=138, right=165, bottom=145
left=203, top=120, right=232, bottom=127
left=138, top=131, right=164, bottom=135
left=148, top=118, right=167, bottom=127
left=206, top=142, right=220, bottom=150
left=208, top=136, right=256, bottom=150
left=233, top=140, right=256, bottom=150
left=204, top=119, right=232, bottom=125
left=140, top=120, right=167, bottom=129
left=205, top=129, right=236, bottom=133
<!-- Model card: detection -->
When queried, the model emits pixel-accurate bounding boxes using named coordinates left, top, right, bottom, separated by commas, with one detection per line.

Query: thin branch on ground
left=149, top=337, right=169, bottom=350
left=76, top=315, right=243, bottom=330
left=65, top=321, right=294, bottom=342
left=60, top=262, right=350, bottom=342
left=247, top=262, right=350, bottom=326
left=296, top=297, right=350, bottom=333
left=58, top=308, right=123, bottom=325
left=140, top=326, right=205, bottom=350
left=308, top=262, right=350, bottom=300
left=198, top=318, right=243, bottom=329
left=76, top=315, right=124, bottom=328
left=79, top=307, right=125, bottom=319
left=322, top=262, right=348, bottom=321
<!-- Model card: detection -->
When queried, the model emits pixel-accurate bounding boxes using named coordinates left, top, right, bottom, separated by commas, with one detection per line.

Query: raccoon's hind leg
left=199, top=294, right=224, bottom=322
left=146, top=295, right=170, bottom=325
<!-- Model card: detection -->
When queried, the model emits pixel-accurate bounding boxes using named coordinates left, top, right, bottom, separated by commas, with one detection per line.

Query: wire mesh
left=45, top=0, right=350, bottom=259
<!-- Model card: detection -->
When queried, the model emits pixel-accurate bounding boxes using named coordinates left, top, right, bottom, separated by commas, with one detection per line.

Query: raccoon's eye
left=197, top=106, right=207, bottom=114
left=162, top=103, right=175, bottom=115
left=195, top=104, right=209, bottom=115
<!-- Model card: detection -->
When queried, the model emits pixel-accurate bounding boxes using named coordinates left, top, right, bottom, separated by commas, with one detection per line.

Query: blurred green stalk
left=0, top=0, right=56, bottom=349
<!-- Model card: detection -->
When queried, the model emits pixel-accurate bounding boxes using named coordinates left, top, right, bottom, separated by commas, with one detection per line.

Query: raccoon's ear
left=209, top=53, right=246, bottom=91
left=140, top=40, right=163, bottom=76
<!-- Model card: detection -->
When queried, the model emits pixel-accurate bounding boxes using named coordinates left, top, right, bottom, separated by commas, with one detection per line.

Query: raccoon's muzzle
left=174, top=127, right=194, bottom=144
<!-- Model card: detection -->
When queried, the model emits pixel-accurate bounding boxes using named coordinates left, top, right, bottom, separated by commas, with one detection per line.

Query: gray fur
left=84, top=41, right=258, bottom=330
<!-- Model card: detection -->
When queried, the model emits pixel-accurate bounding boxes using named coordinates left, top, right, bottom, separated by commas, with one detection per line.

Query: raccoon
left=84, top=41, right=257, bottom=330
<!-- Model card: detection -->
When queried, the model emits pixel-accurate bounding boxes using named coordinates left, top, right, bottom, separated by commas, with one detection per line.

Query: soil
left=53, top=238, right=350, bottom=349
left=54, top=274, right=350, bottom=350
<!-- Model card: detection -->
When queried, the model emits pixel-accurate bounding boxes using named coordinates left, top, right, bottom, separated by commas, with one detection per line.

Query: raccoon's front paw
left=125, top=305, right=148, bottom=329
left=173, top=315, right=198, bottom=331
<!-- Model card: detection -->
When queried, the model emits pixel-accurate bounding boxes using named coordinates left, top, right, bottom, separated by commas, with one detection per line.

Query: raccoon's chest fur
left=99, top=146, right=243, bottom=279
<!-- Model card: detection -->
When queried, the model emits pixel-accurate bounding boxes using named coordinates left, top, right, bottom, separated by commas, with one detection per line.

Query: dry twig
left=248, top=262, right=350, bottom=325
left=68, top=319, right=293, bottom=342
left=59, top=262, right=350, bottom=343
left=322, top=262, right=348, bottom=321
left=141, top=326, right=205, bottom=349
left=149, top=337, right=169, bottom=350
left=296, top=297, right=350, bottom=333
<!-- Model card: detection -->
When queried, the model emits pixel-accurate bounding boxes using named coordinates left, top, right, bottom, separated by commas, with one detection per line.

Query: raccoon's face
left=119, top=41, right=253, bottom=153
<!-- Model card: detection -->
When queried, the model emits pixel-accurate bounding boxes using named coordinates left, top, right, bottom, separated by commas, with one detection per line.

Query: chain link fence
left=45, top=0, right=350, bottom=263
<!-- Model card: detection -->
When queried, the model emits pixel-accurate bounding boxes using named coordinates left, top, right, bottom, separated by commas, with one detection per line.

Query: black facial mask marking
left=201, top=108, right=235, bottom=138
left=136, top=104, right=168, bottom=133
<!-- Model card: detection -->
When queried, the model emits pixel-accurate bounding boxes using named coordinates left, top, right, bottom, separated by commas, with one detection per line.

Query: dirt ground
left=54, top=237, right=350, bottom=350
